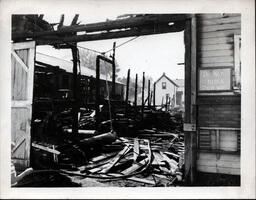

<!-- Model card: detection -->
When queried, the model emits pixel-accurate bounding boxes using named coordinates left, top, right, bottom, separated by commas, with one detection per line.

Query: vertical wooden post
left=141, top=72, right=145, bottom=120
left=134, top=73, right=138, bottom=107
left=184, top=15, right=197, bottom=185
left=150, top=91, right=153, bottom=107
left=95, top=56, right=100, bottom=126
left=125, top=69, right=130, bottom=115
left=147, top=79, right=150, bottom=107
left=111, top=42, right=116, bottom=99
left=71, top=45, right=78, bottom=135
left=153, top=82, right=156, bottom=108
left=165, top=94, right=168, bottom=111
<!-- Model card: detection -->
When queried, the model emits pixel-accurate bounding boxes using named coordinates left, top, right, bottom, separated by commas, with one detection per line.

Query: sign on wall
left=199, top=67, right=232, bottom=91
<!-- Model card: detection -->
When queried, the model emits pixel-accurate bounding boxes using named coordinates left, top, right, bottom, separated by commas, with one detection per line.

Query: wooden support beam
left=71, top=45, right=79, bottom=135
left=21, top=23, right=185, bottom=45
left=134, top=73, right=138, bottom=107
left=148, top=79, right=151, bottom=107
left=125, top=69, right=130, bottom=115
left=153, top=83, right=156, bottom=107
left=32, top=143, right=60, bottom=155
left=12, top=15, right=187, bottom=40
left=111, top=42, right=116, bottom=99
left=184, top=15, right=197, bottom=185
left=141, top=72, right=145, bottom=120
left=95, top=55, right=114, bottom=126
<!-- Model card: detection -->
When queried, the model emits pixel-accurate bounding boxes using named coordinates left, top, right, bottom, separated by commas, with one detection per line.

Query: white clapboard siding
left=199, top=29, right=241, bottom=39
left=198, top=13, right=241, bottom=20
left=199, top=23, right=241, bottom=33
left=200, top=62, right=233, bottom=68
left=200, top=37, right=234, bottom=45
left=199, top=44, right=233, bottom=51
left=11, top=41, right=35, bottom=171
left=200, top=56, right=233, bottom=64
left=199, top=49, right=233, bottom=58
left=199, top=16, right=241, bottom=26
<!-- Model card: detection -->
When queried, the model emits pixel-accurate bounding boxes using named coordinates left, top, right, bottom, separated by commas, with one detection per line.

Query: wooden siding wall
left=196, top=14, right=241, bottom=175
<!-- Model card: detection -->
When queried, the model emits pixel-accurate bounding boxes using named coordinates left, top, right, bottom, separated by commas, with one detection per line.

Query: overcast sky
left=37, top=14, right=185, bottom=81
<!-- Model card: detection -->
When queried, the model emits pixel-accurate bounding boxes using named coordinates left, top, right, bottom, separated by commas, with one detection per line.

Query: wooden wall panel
left=199, top=23, right=241, bottom=33
left=198, top=104, right=240, bottom=128
left=197, top=152, right=240, bottom=175
left=11, top=50, right=29, bottom=100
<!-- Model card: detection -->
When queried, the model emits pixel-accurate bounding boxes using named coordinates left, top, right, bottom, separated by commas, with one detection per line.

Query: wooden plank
left=200, top=56, right=233, bottom=64
left=198, top=14, right=241, bottom=20
left=197, top=158, right=240, bottom=168
left=11, top=101, right=30, bottom=108
left=12, top=41, right=36, bottom=50
left=121, top=157, right=149, bottom=174
left=133, top=138, right=139, bottom=161
left=91, top=152, right=117, bottom=162
left=105, top=173, right=156, bottom=185
left=184, top=15, right=197, bottom=184
left=197, top=165, right=240, bottom=175
left=197, top=95, right=241, bottom=105
left=126, top=177, right=155, bottom=185
left=12, top=136, right=26, bottom=154
left=199, top=49, right=233, bottom=58
left=199, top=44, right=233, bottom=51
left=13, top=14, right=187, bottom=40
left=199, top=23, right=241, bottom=33
left=199, top=16, right=241, bottom=26
left=100, top=145, right=131, bottom=173
left=200, top=62, right=233, bottom=67
left=200, top=37, right=234, bottom=45
left=32, top=143, right=60, bottom=155
left=198, top=152, right=240, bottom=161
left=199, top=29, right=241, bottom=39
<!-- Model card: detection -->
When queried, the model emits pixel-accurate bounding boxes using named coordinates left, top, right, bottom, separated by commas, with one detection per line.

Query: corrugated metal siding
left=196, top=14, right=241, bottom=175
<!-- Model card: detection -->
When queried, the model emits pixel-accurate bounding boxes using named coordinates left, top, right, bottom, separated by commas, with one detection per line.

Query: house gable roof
left=154, top=73, right=178, bottom=87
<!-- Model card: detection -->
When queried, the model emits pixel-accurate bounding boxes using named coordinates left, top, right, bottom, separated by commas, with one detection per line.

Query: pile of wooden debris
left=61, top=132, right=185, bottom=187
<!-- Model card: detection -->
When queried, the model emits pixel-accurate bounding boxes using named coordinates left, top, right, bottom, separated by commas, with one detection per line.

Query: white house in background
left=173, top=79, right=185, bottom=107
left=154, top=73, right=178, bottom=107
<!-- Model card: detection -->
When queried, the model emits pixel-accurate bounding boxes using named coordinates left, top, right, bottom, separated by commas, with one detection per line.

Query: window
left=162, top=82, right=166, bottom=89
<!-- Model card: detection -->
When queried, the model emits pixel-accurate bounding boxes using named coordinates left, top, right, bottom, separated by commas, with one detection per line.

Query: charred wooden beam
left=134, top=73, right=138, bottom=107
left=147, top=79, right=150, bottom=107
left=141, top=72, right=145, bottom=120
left=12, top=14, right=187, bottom=40
left=111, top=42, right=116, bottom=99
left=16, top=22, right=185, bottom=45
left=71, top=45, right=79, bottom=135
left=95, top=55, right=114, bottom=126
left=125, top=69, right=130, bottom=115
left=153, top=82, right=156, bottom=107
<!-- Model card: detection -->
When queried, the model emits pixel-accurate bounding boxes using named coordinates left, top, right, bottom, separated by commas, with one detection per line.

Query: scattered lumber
left=121, top=157, right=149, bottom=174
left=32, top=143, right=60, bottom=155
left=79, top=131, right=117, bottom=148
left=65, top=129, right=96, bottom=135
left=101, top=145, right=131, bottom=173
left=133, top=138, right=140, bottom=161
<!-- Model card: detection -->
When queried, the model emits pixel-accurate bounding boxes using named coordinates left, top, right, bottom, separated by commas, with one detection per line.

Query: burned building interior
left=11, top=14, right=241, bottom=187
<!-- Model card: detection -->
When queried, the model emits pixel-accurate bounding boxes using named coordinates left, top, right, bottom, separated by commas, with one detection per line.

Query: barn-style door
left=11, top=41, right=35, bottom=171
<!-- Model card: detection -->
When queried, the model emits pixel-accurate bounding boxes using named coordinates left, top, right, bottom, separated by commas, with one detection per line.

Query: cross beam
left=12, top=15, right=186, bottom=45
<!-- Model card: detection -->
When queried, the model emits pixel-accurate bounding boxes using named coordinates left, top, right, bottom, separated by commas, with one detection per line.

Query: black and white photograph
left=0, top=0, right=255, bottom=199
